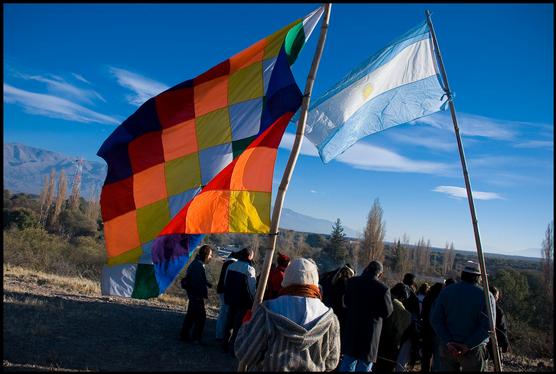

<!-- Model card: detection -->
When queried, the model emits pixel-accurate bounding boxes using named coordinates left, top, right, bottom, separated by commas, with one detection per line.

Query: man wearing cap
left=263, top=252, right=291, bottom=300
left=429, top=261, right=496, bottom=371
left=234, top=257, right=341, bottom=371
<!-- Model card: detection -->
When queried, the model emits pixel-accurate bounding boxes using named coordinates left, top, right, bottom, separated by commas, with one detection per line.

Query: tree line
left=3, top=168, right=101, bottom=240
left=3, top=186, right=553, bottom=358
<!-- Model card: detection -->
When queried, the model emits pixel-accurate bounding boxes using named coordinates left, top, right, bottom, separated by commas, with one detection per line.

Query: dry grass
left=4, top=263, right=100, bottom=296
left=3, top=228, right=105, bottom=281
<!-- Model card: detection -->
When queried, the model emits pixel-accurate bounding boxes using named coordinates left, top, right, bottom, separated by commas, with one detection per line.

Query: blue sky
left=4, top=4, right=553, bottom=258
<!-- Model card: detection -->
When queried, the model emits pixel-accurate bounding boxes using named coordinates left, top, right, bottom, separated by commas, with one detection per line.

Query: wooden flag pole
left=251, top=3, right=332, bottom=315
left=237, top=5, right=331, bottom=371
left=426, top=10, right=502, bottom=372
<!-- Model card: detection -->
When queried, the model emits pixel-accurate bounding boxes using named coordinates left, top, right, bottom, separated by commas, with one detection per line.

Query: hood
left=261, top=303, right=336, bottom=349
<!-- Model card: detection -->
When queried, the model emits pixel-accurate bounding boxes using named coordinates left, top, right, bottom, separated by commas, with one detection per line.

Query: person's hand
left=458, top=343, right=469, bottom=355
left=447, top=342, right=469, bottom=358
left=446, top=342, right=460, bottom=358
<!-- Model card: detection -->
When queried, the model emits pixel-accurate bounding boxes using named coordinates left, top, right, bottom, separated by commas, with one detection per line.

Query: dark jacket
left=430, top=280, right=495, bottom=349
left=320, top=268, right=339, bottom=307
left=224, top=259, right=257, bottom=310
left=421, top=289, right=442, bottom=344
left=488, top=304, right=509, bottom=357
left=401, top=288, right=420, bottom=343
left=342, top=272, right=394, bottom=363
left=216, top=258, right=237, bottom=294
left=320, top=268, right=349, bottom=323
left=403, top=288, right=420, bottom=318
left=184, top=256, right=210, bottom=300
left=376, top=298, right=412, bottom=371
left=379, top=298, right=412, bottom=351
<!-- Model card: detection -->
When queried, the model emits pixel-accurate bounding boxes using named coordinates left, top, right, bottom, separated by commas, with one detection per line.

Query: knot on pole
left=441, top=89, right=455, bottom=102
left=268, top=231, right=280, bottom=236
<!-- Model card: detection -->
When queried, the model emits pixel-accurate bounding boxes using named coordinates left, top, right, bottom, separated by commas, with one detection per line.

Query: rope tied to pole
left=441, top=90, right=455, bottom=102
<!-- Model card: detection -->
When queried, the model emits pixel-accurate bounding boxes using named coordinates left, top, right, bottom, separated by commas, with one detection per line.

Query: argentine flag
left=305, top=21, right=449, bottom=163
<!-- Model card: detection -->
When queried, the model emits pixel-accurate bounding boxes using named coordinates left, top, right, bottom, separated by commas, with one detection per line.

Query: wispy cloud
left=279, top=133, right=451, bottom=174
left=280, top=132, right=320, bottom=157
left=4, top=83, right=120, bottom=125
left=336, top=142, right=452, bottom=174
left=513, top=140, right=554, bottom=150
left=71, top=73, right=91, bottom=84
left=309, top=189, right=318, bottom=194
left=385, top=127, right=455, bottom=152
left=483, top=172, right=546, bottom=188
left=433, top=185, right=504, bottom=200
left=415, top=112, right=517, bottom=141
left=109, top=67, right=169, bottom=106
left=412, top=111, right=556, bottom=156
left=13, top=72, right=105, bottom=104
left=468, top=154, right=541, bottom=168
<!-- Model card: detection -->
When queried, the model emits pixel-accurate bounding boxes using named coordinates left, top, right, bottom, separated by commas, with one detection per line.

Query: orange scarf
left=278, top=284, right=322, bottom=299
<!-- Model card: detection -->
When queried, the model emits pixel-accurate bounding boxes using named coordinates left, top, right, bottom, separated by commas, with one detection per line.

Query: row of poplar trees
left=38, top=169, right=99, bottom=232
left=325, top=198, right=456, bottom=277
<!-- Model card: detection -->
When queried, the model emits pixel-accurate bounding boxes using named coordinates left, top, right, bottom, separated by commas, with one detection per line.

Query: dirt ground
left=3, top=269, right=553, bottom=372
left=3, top=271, right=237, bottom=372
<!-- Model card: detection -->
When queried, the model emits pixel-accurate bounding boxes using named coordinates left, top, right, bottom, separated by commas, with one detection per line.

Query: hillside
left=3, top=143, right=106, bottom=198
left=280, top=207, right=359, bottom=238
left=3, top=265, right=553, bottom=372
left=3, top=143, right=359, bottom=236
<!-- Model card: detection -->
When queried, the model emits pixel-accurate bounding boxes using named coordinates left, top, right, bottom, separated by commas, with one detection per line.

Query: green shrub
left=58, top=209, right=98, bottom=238
left=4, top=227, right=71, bottom=273
left=507, top=315, right=554, bottom=358
left=3, top=227, right=104, bottom=280
left=492, top=268, right=530, bottom=321
left=3, top=207, right=39, bottom=230
left=66, top=236, right=106, bottom=279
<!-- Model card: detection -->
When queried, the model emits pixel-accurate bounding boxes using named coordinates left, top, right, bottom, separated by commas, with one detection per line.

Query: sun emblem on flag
left=362, top=83, right=373, bottom=100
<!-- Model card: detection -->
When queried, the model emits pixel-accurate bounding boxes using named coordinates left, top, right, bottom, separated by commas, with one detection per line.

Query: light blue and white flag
left=305, top=21, right=449, bottom=163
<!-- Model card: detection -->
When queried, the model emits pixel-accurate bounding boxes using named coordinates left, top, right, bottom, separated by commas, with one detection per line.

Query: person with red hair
left=263, top=252, right=291, bottom=300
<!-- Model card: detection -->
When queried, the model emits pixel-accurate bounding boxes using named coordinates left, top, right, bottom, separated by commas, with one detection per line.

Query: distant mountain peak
left=279, top=207, right=359, bottom=238
left=4, top=143, right=360, bottom=238
left=4, top=142, right=107, bottom=198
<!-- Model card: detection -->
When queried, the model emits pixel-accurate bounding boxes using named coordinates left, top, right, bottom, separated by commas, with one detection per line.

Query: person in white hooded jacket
left=234, top=257, right=341, bottom=371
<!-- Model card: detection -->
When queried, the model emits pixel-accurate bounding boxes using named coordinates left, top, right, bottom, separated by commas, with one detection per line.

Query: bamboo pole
left=236, top=6, right=332, bottom=371
left=250, top=4, right=332, bottom=315
left=425, top=10, right=502, bottom=372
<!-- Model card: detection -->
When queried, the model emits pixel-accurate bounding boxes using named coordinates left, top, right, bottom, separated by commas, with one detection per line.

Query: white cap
left=281, top=258, right=319, bottom=287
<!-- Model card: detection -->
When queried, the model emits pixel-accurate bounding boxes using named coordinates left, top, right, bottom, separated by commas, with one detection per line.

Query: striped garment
left=234, top=301, right=340, bottom=371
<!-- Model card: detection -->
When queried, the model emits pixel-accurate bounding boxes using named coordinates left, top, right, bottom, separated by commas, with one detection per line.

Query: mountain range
left=279, top=207, right=359, bottom=238
left=3, top=143, right=106, bottom=199
left=3, top=142, right=359, bottom=237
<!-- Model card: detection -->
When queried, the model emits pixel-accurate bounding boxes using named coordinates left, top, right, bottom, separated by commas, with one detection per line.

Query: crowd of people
left=179, top=244, right=510, bottom=372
